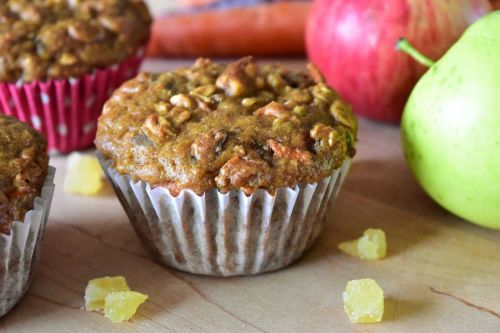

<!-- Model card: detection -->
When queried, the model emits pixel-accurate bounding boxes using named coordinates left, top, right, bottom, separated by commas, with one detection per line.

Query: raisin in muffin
left=1, top=114, right=55, bottom=317
left=96, top=57, right=357, bottom=276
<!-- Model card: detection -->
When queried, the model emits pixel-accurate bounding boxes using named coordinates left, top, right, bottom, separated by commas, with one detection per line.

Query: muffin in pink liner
left=0, top=115, right=55, bottom=317
left=0, top=0, right=151, bottom=154
left=0, top=52, right=145, bottom=154
left=96, top=57, right=358, bottom=276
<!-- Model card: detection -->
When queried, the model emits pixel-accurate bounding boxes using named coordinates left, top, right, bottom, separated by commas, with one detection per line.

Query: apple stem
left=396, top=38, right=435, bottom=68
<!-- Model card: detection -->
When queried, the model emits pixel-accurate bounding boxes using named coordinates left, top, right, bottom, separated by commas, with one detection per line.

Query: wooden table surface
left=1, top=60, right=499, bottom=333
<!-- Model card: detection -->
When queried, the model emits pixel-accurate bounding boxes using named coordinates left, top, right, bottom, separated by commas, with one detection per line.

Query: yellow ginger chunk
left=104, top=291, right=149, bottom=323
left=85, top=276, right=130, bottom=311
left=343, top=278, right=384, bottom=323
left=338, top=228, right=386, bottom=260
left=64, top=153, right=104, bottom=195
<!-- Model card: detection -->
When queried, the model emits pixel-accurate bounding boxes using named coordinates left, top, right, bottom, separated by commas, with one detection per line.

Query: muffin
left=96, top=57, right=357, bottom=276
left=0, top=115, right=55, bottom=317
left=0, top=0, right=151, bottom=154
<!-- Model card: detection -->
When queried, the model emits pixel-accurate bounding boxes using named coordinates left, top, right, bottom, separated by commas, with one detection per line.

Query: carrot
left=147, top=2, right=311, bottom=57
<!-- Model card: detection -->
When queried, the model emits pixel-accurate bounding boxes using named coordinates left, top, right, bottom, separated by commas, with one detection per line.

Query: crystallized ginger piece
left=343, top=278, right=384, bottom=323
left=104, top=291, right=149, bottom=323
left=64, top=153, right=104, bottom=195
left=85, top=276, right=130, bottom=311
left=338, top=228, right=386, bottom=260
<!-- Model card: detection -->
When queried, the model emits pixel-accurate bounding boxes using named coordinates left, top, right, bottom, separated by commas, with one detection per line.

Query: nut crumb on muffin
left=0, top=115, right=48, bottom=234
left=0, top=0, right=151, bottom=82
left=96, top=57, right=357, bottom=195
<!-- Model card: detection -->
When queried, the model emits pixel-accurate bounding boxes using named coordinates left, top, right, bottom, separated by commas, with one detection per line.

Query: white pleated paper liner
left=0, top=167, right=55, bottom=317
left=99, top=154, right=351, bottom=276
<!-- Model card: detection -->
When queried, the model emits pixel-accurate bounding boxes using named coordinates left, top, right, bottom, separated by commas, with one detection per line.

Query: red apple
left=306, top=0, right=491, bottom=123
left=492, top=0, right=500, bottom=10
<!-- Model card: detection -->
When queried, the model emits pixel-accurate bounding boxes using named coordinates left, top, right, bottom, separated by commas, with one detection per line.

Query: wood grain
left=1, top=60, right=499, bottom=333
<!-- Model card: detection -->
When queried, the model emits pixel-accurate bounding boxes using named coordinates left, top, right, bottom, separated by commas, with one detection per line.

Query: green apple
left=400, top=11, right=500, bottom=229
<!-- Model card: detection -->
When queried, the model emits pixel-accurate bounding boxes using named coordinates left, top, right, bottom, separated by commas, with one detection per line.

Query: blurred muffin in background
left=0, top=0, right=151, bottom=154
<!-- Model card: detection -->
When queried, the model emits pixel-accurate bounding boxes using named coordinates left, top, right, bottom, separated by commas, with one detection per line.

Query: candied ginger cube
left=64, top=153, right=104, bottom=195
left=337, top=239, right=359, bottom=257
left=104, top=291, right=148, bottom=323
left=85, top=276, right=130, bottom=311
left=338, top=228, right=386, bottom=260
left=343, top=278, right=384, bottom=323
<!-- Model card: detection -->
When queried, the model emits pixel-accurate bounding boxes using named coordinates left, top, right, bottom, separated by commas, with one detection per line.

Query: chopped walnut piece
left=16, top=5, right=42, bottom=23
left=191, top=130, right=227, bottom=163
left=142, top=114, right=174, bottom=144
left=267, top=72, right=287, bottom=91
left=267, top=139, right=313, bottom=164
left=169, top=107, right=191, bottom=125
left=193, top=58, right=213, bottom=69
left=307, top=63, right=325, bottom=84
left=289, top=89, right=313, bottom=104
left=196, top=100, right=213, bottom=112
left=330, top=100, right=357, bottom=131
left=191, top=84, right=217, bottom=98
left=312, top=83, right=337, bottom=106
left=117, top=75, right=149, bottom=95
left=11, top=147, right=45, bottom=199
left=255, top=101, right=291, bottom=119
left=154, top=101, right=170, bottom=114
left=99, top=16, right=131, bottom=34
left=311, top=123, right=332, bottom=139
left=170, top=94, right=195, bottom=109
left=216, top=57, right=257, bottom=97
left=242, top=96, right=268, bottom=108
left=59, top=53, right=78, bottom=66
left=310, top=123, right=349, bottom=167
left=67, top=21, right=102, bottom=42
left=310, top=123, right=337, bottom=146
left=215, top=156, right=272, bottom=195
left=18, top=55, right=40, bottom=83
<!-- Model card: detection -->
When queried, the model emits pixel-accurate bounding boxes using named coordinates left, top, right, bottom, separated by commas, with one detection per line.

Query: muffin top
left=96, top=57, right=357, bottom=195
left=0, top=115, right=48, bottom=234
left=0, top=0, right=151, bottom=83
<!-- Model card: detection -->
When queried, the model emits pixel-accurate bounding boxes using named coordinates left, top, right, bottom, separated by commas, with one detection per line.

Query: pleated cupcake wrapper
left=99, top=154, right=351, bottom=276
left=0, top=167, right=55, bottom=317
left=0, top=49, right=145, bottom=154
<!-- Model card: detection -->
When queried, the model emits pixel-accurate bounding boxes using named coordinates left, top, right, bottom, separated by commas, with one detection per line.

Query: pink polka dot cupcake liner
left=0, top=49, right=145, bottom=154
